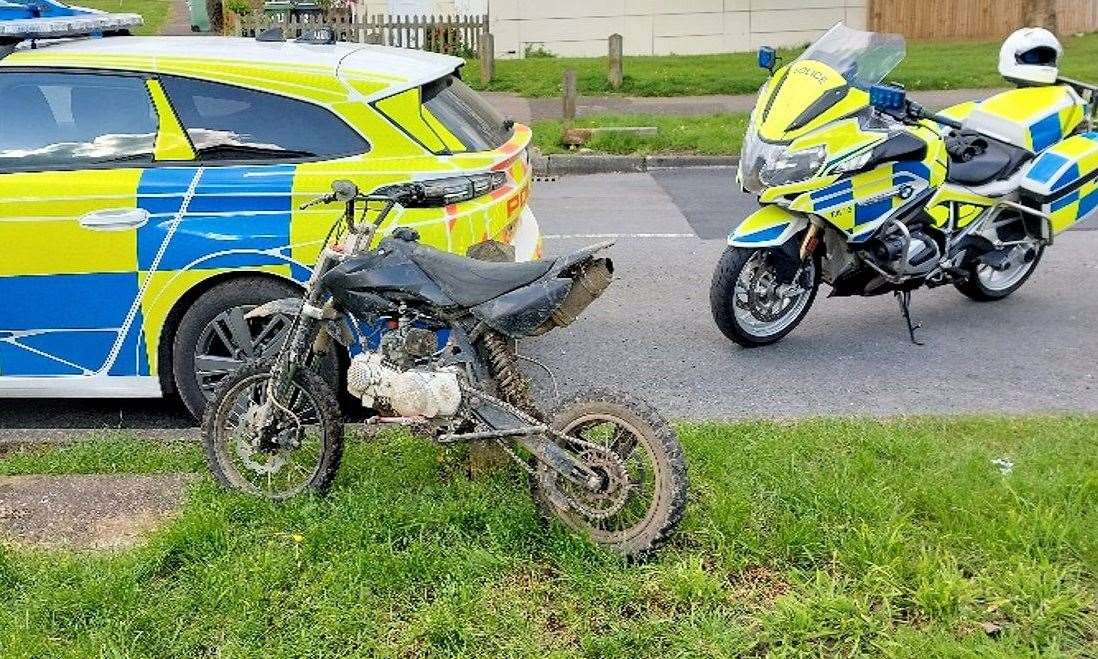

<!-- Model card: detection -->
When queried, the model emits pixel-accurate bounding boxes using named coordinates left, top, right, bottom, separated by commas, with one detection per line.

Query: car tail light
left=377, top=172, right=507, bottom=208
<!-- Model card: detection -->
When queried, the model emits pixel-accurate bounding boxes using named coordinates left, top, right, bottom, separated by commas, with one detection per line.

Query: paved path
left=160, top=0, right=194, bottom=36
left=2, top=170, right=1095, bottom=436
left=484, top=88, right=1006, bottom=124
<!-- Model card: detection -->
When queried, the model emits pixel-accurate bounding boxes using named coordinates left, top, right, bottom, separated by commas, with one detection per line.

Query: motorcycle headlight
left=760, top=145, right=826, bottom=187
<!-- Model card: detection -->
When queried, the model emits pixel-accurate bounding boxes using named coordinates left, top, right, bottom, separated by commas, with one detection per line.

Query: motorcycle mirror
left=330, top=179, right=359, bottom=203
left=757, top=46, right=776, bottom=72
left=869, top=83, right=907, bottom=113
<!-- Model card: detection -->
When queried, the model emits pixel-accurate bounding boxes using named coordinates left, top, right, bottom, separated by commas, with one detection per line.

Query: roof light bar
left=0, top=1, right=142, bottom=39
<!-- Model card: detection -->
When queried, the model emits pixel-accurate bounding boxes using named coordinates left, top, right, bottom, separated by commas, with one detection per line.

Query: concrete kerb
left=532, top=151, right=739, bottom=176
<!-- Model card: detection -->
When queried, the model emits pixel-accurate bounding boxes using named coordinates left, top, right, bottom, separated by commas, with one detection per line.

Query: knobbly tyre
left=201, top=180, right=688, bottom=559
left=711, top=24, right=1098, bottom=346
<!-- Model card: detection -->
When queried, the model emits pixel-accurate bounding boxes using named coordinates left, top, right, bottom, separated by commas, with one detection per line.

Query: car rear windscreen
left=421, top=75, right=512, bottom=152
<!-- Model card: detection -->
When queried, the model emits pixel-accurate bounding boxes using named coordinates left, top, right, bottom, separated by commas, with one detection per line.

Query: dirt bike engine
left=346, top=352, right=462, bottom=418
left=378, top=322, right=438, bottom=368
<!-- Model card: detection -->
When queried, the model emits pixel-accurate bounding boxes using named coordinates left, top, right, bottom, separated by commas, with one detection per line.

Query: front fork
left=779, top=221, right=822, bottom=293
left=251, top=314, right=321, bottom=448
left=254, top=252, right=338, bottom=441
left=799, top=222, right=822, bottom=262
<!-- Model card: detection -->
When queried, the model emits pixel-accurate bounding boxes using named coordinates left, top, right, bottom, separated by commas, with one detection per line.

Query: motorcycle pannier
left=1020, top=132, right=1098, bottom=234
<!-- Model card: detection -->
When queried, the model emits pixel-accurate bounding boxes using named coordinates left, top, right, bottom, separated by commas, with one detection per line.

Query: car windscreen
left=421, top=75, right=512, bottom=152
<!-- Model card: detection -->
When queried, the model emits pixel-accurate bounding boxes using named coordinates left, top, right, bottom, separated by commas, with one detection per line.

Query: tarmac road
left=1, top=169, right=1096, bottom=434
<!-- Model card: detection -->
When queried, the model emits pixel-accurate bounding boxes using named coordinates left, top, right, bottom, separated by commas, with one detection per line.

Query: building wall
left=358, top=1, right=486, bottom=16
left=488, top=0, right=867, bottom=58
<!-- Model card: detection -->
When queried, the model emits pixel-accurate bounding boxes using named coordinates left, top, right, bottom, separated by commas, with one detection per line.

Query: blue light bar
left=0, top=1, right=141, bottom=39
left=869, top=83, right=907, bottom=113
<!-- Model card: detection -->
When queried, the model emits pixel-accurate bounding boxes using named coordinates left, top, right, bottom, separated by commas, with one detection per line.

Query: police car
left=0, top=2, right=540, bottom=418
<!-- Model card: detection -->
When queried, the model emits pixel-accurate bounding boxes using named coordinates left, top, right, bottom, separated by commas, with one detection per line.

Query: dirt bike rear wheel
left=531, top=389, right=688, bottom=560
left=202, top=358, right=344, bottom=500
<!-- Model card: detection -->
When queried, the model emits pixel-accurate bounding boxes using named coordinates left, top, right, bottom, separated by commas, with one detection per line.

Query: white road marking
left=544, top=232, right=696, bottom=239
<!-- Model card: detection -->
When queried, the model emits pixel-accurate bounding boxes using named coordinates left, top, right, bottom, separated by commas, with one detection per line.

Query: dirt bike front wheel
left=201, top=358, right=344, bottom=500
left=531, top=389, right=688, bottom=560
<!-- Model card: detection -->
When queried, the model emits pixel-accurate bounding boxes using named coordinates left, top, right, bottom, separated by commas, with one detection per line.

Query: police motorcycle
left=201, top=181, right=688, bottom=559
left=710, top=24, right=1098, bottom=346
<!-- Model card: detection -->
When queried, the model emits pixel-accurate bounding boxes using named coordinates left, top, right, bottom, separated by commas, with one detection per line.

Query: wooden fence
left=868, top=0, right=1098, bottom=40
left=237, top=10, right=489, bottom=57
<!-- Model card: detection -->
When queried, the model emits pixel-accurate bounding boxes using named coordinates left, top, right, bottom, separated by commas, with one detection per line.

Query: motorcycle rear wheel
left=202, top=358, right=344, bottom=500
left=531, top=389, right=688, bottom=560
left=954, top=244, right=1044, bottom=302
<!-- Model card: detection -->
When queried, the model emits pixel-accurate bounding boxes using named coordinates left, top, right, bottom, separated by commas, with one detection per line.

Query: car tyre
left=172, top=277, right=302, bottom=420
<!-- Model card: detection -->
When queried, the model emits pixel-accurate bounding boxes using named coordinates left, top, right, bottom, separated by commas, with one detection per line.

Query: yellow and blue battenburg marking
left=1021, top=132, right=1098, bottom=233
left=0, top=165, right=301, bottom=377
left=789, top=160, right=935, bottom=242
left=964, top=86, right=1085, bottom=153
left=732, top=159, right=939, bottom=247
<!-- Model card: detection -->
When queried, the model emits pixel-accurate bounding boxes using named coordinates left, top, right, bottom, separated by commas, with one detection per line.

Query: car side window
left=0, top=72, right=157, bottom=172
left=160, top=76, right=370, bottom=161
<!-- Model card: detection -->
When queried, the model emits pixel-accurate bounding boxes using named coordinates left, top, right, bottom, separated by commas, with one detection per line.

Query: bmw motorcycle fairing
left=711, top=22, right=1098, bottom=347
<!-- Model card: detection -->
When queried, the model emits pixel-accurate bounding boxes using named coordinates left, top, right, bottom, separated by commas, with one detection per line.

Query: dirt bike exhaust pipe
left=532, top=258, right=614, bottom=335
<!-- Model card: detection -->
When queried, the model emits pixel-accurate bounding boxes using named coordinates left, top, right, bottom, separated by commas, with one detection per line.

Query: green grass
left=533, top=113, right=749, bottom=156
left=0, top=436, right=203, bottom=476
left=1, top=417, right=1095, bottom=656
left=76, top=0, right=172, bottom=35
left=465, top=32, right=1098, bottom=97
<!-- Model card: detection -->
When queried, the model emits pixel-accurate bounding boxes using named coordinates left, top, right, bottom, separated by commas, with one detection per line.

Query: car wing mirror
left=757, top=46, right=777, bottom=73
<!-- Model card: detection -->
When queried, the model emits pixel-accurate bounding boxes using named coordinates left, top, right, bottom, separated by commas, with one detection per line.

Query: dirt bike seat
left=945, top=131, right=1032, bottom=186
left=409, top=242, right=556, bottom=307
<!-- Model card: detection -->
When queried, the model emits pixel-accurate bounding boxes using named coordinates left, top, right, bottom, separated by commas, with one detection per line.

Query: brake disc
left=747, top=264, right=788, bottom=322
left=233, top=406, right=288, bottom=475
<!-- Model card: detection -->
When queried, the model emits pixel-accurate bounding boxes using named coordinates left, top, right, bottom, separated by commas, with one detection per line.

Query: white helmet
left=999, top=27, right=1062, bottom=85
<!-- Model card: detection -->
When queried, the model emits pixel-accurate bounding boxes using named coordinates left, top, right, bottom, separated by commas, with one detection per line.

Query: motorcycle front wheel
left=710, top=245, right=819, bottom=347
left=531, top=389, right=688, bottom=560
left=202, top=359, right=344, bottom=500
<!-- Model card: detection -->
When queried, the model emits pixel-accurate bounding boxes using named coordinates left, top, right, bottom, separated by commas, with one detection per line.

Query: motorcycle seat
left=409, top=243, right=556, bottom=307
left=945, top=131, right=1031, bottom=186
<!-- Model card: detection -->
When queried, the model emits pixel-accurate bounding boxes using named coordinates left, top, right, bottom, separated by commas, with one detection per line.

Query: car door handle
left=78, top=208, right=150, bottom=231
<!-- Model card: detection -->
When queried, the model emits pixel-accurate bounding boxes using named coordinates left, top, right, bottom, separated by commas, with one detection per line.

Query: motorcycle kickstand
left=895, top=290, right=925, bottom=346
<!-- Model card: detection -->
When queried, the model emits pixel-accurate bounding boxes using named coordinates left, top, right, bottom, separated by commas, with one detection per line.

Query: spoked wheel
left=955, top=242, right=1044, bottom=301
left=531, top=389, right=687, bottom=560
left=710, top=245, right=819, bottom=347
left=201, top=359, right=343, bottom=500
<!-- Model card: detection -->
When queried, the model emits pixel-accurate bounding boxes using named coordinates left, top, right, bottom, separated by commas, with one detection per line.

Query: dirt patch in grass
left=0, top=473, right=194, bottom=551
left=728, top=564, right=791, bottom=608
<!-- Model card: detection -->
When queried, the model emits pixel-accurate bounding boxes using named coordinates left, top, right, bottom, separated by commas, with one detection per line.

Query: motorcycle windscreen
left=750, top=23, right=903, bottom=144
left=753, top=61, right=872, bottom=143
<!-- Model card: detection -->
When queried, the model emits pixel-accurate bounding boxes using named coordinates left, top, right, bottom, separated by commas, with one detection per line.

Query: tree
left=207, top=0, right=224, bottom=33
left=1023, top=0, right=1059, bottom=33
